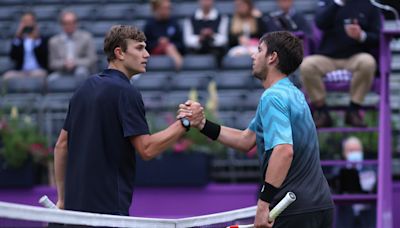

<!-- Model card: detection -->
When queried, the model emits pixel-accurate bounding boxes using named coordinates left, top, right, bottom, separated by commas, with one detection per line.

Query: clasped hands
left=177, top=100, right=206, bottom=130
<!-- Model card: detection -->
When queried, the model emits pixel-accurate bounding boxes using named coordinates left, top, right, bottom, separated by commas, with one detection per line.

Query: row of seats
left=0, top=54, right=253, bottom=76
left=0, top=69, right=262, bottom=94
left=0, top=1, right=318, bottom=22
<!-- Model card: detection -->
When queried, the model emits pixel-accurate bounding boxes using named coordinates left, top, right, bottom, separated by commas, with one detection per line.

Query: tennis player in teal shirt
left=179, top=31, right=333, bottom=228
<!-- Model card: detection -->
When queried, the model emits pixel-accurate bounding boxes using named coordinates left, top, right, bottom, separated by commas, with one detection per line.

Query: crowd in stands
left=2, top=0, right=382, bottom=128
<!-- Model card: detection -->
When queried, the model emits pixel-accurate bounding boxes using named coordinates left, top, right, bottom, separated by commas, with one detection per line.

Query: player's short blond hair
left=103, top=25, right=146, bottom=62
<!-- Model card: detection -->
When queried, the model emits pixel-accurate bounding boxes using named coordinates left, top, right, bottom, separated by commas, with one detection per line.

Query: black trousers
left=273, top=209, right=334, bottom=228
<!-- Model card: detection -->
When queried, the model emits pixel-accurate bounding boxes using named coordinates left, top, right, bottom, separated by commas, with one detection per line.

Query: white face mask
left=346, top=151, right=363, bottom=162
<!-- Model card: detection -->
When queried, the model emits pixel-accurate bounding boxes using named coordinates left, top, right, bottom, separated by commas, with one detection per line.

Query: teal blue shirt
left=249, top=77, right=333, bottom=215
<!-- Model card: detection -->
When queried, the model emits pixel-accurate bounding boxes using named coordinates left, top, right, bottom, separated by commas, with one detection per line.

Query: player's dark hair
left=260, top=31, right=303, bottom=75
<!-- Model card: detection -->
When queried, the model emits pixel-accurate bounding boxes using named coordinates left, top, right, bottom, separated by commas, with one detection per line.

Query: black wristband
left=259, top=182, right=279, bottom=203
left=200, top=119, right=221, bottom=140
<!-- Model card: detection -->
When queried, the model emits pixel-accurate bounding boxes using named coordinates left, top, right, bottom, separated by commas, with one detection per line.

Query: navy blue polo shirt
left=63, top=69, right=149, bottom=215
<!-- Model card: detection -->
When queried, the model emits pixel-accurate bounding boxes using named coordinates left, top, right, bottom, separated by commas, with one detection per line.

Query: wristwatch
left=180, top=117, right=191, bottom=132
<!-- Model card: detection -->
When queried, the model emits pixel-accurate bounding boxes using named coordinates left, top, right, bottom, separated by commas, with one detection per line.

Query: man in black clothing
left=300, top=0, right=381, bottom=128
left=144, top=0, right=184, bottom=70
left=264, top=0, right=312, bottom=35
left=3, top=12, right=48, bottom=80
left=54, top=25, right=202, bottom=215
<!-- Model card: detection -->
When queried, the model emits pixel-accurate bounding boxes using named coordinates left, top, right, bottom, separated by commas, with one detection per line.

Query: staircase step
left=321, top=160, right=378, bottom=166
left=318, top=127, right=378, bottom=133
left=333, top=194, right=377, bottom=204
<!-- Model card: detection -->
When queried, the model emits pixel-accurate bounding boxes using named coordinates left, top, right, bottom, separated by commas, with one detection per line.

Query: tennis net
left=0, top=201, right=256, bottom=228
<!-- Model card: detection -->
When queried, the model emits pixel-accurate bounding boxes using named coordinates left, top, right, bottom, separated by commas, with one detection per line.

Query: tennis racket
left=226, top=192, right=296, bottom=228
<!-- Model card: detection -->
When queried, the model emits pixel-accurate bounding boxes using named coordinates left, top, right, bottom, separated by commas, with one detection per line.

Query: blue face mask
left=346, top=151, right=363, bottom=162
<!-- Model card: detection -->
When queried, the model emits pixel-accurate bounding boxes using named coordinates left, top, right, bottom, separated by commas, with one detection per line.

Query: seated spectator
left=264, top=0, right=311, bottom=35
left=144, top=0, right=184, bottom=70
left=264, top=0, right=312, bottom=89
left=300, top=0, right=381, bottom=128
left=227, top=0, right=266, bottom=56
left=3, top=12, right=48, bottom=80
left=48, top=11, right=97, bottom=81
left=335, top=136, right=376, bottom=228
left=183, top=0, right=229, bottom=63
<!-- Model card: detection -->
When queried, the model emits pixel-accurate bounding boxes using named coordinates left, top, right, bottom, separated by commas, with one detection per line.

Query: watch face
left=182, top=118, right=190, bottom=127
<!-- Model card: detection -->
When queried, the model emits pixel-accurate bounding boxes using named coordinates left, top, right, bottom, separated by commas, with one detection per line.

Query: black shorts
left=273, top=209, right=334, bottom=228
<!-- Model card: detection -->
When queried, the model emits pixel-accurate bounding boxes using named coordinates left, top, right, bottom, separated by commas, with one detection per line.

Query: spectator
left=264, top=0, right=312, bottom=89
left=300, top=0, right=381, bottom=128
left=264, top=0, right=311, bottom=35
left=227, top=0, right=266, bottom=56
left=144, top=0, right=184, bottom=70
left=48, top=10, right=97, bottom=81
left=335, top=136, right=376, bottom=228
left=183, top=0, right=229, bottom=63
left=3, top=12, right=48, bottom=80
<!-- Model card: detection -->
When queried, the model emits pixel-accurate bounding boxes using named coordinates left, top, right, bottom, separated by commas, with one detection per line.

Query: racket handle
left=269, top=192, right=296, bottom=220
left=226, top=192, right=296, bottom=228
left=39, top=195, right=58, bottom=209
left=226, top=225, right=254, bottom=228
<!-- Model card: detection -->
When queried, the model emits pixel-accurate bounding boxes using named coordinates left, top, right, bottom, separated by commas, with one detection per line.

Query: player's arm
left=216, top=126, right=256, bottom=152
left=178, top=101, right=256, bottom=152
left=265, top=144, right=293, bottom=186
left=54, top=129, right=68, bottom=209
left=130, top=121, right=186, bottom=161
left=255, top=144, right=293, bottom=227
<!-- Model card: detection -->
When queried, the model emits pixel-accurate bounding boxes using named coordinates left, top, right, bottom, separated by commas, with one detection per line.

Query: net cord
left=0, top=201, right=256, bottom=228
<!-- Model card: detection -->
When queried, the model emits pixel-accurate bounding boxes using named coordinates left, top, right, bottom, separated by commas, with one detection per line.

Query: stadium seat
left=217, top=111, right=237, bottom=127
left=147, top=55, right=175, bottom=72
left=254, top=1, right=279, bottom=15
left=171, top=2, right=197, bottom=19
left=132, top=4, right=152, bottom=20
left=89, top=22, right=117, bottom=37
left=0, top=57, right=15, bottom=74
left=293, top=0, right=319, bottom=14
left=243, top=89, right=264, bottom=110
left=221, top=55, right=252, bottom=70
left=5, top=77, right=45, bottom=94
left=94, top=37, right=104, bottom=54
left=131, top=72, right=170, bottom=91
left=133, top=19, right=146, bottom=31
left=46, top=77, right=79, bottom=93
left=182, top=54, right=217, bottom=71
left=215, top=2, right=234, bottom=16
left=140, top=90, right=164, bottom=111
left=32, top=5, right=60, bottom=21
left=95, top=4, right=134, bottom=21
left=170, top=71, right=212, bottom=90
left=39, top=21, right=61, bottom=37
left=234, top=111, right=256, bottom=130
left=214, top=70, right=252, bottom=89
left=216, top=90, right=247, bottom=111
left=161, top=91, right=202, bottom=109
left=0, top=6, right=21, bottom=21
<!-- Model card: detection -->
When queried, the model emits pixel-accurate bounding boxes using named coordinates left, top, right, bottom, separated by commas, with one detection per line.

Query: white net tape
left=0, top=201, right=256, bottom=228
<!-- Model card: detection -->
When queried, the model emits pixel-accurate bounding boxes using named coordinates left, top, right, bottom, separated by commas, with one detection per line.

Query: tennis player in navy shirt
left=53, top=25, right=203, bottom=215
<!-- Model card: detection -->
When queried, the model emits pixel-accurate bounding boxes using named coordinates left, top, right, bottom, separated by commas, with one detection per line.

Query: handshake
left=176, top=100, right=206, bottom=130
